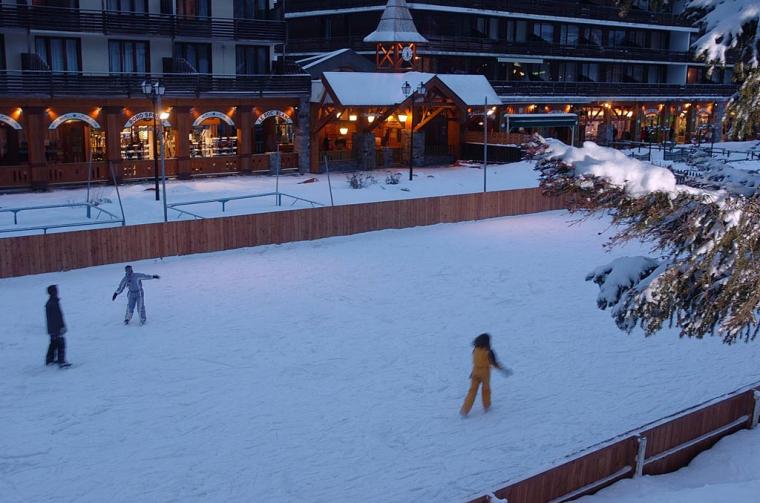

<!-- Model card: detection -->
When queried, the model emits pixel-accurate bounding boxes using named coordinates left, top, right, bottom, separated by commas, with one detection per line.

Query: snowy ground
left=2, top=211, right=760, bottom=503
left=0, top=161, right=537, bottom=236
left=579, top=427, right=760, bottom=503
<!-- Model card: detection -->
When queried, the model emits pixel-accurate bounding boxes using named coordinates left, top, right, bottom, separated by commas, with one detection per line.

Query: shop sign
left=0, top=114, right=22, bottom=130
left=124, top=112, right=171, bottom=129
left=254, top=110, right=293, bottom=125
left=193, top=111, right=235, bottom=127
left=49, top=112, right=101, bottom=130
left=644, top=109, right=660, bottom=116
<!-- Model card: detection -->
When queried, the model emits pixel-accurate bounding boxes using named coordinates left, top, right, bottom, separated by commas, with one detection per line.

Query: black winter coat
left=45, top=297, right=65, bottom=336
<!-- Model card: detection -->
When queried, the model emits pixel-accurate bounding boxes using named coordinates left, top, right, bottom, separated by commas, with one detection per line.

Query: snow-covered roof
left=298, top=49, right=351, bottom=70
left=363, top=0, right=428, bottom=43
left=321, top=72, right=502, bottom=107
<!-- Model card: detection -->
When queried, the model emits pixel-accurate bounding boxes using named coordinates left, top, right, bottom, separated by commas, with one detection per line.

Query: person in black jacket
left=45, top=285, right=70, bottom=368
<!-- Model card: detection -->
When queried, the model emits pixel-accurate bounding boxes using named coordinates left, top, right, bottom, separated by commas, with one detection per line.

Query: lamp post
left=401, top=80, right=427, bottom=181
left=141, top=80, right=168, bottom=222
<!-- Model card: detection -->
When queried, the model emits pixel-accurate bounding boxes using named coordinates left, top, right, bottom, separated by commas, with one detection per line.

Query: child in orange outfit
left=460, top=333, right=509, bottom=416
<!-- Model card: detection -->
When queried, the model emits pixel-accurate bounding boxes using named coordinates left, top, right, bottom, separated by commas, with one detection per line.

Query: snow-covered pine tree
left=533, top=137, right=760, bottom=344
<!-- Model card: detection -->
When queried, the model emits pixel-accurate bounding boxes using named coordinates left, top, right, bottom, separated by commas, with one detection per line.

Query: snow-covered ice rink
left=2, top=210, right=760, bottom=503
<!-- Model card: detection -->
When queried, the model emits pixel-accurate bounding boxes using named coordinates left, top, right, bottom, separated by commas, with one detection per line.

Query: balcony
left=0, top=71, right=311, bottom=98
left=0, top=5, right=286, bottom=42
left=491, top=81, right=737, bottom=99
left=287, top=35, right=690, bottom=64
left=285, top=0, right=690, bottom=28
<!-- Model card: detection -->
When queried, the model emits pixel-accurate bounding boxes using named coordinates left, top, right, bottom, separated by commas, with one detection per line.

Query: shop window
left=109, top=40, right=150, bottom=74
left=120, top=115, right=176, bottom=160
left=191, top=115, right=236, bottom=158
left=236, top=45, right=269, bottom=75
left=254, top=115, right=293, bottom=154
left=234, top=0, right=268, bottom=19
left=35, top=36, right=81, bottom=72
left=46, top=119, right=105, bottom=163
left=174, top=42, right=211, bottom=73
left=177, top=0, right=210, bottom=17
left=0, top=123, right=28, bottom=166
left=106, top=0, right=148, bottom=12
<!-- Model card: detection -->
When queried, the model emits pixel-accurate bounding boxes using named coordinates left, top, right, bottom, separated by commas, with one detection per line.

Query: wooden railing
left=468, top=383, right=760, bottom=503
left=0, top=5, right=285, bottom=42
left=465, top=132, right=530, bottom=145
left=0, top=165, right=31, bottom=187
left=0, top=187, right=569, bottom=277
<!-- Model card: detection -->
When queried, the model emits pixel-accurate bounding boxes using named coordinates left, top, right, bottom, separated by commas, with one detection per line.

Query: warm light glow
left=336, top=111, right=342, bottom=118
left=626, top=111, right=633, bottom=118
left=349, top=114, right=358, bottom=122
left=339, top=127, right=349, bottom=135
left=486, top=109, right=495, bottom=116
left=604, top=102, right=611, bottom=109
left=367, top=114, right=375, bottom=123
left=386, top=115, right=394, bottom=122
left=159, top=111, right=170, bottom=120
left=397, top=114, right=408, bottom=123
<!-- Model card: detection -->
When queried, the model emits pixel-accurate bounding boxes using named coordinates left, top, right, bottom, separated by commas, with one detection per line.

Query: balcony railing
left=285, top=0, right=690, bottom=27
left=491, top=81, right=737, bottom=98
left=0, top=5, right=286, bottom=42
left=287, top=35, right=689, bottom=63
left=0, top=71, right=311, bottom=98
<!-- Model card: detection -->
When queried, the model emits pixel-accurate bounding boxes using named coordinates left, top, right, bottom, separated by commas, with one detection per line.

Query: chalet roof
left=320, top=72, right=500, bottom=107
left=363, top=0, right=428, bottom=44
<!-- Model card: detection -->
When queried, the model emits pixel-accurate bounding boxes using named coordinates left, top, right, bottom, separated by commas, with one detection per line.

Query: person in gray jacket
left=112, top=265, right=160, bottom=325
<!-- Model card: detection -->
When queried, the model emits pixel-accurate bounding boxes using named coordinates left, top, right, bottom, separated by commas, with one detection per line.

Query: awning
left=506, top=113, right=578, bottom=128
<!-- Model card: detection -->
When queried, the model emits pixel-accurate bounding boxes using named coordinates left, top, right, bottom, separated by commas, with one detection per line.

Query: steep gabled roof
left=363, top=0, right=428, bottom=43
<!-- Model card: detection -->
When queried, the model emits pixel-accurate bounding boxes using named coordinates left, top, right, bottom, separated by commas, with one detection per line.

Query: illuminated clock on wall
left=401, top=45, right=414, bottom=62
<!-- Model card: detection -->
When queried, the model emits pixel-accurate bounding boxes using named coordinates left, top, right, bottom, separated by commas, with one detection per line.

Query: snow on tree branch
left=687, top=0, right=760, bottom=67
left=534, top=138, right=760, bottom=343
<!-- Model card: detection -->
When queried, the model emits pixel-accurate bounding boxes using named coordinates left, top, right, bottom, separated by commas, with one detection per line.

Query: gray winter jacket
left=115, top=272, right=156, bottom=295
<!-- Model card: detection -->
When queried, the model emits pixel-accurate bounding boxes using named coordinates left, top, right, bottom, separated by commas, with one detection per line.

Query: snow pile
left=545, top=140, right=678, bottom=196
left=579, top=427, right=760, bottom=502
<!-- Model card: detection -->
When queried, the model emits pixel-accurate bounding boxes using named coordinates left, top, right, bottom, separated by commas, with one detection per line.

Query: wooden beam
left=413, top=107, right=447, bottom=132
left=314, top=107, right=339, bottom=135
left=367, top=108, right=396, bottom=133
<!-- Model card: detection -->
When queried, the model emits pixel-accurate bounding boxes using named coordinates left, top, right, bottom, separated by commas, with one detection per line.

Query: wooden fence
left=0, top=187, right=569, bottom=278
left=468, top=383, right=760, bottom=503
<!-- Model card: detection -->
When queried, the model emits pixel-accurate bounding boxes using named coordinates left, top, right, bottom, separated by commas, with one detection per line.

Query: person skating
left=112, top=265, right=159, bottom=325
left=45, top=285, right=70, bottom=368
left=460, top=333, right=509, bottom=416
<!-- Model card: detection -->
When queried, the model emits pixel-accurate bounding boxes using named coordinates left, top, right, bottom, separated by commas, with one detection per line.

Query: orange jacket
left=471, top=347, right=501, bottom=378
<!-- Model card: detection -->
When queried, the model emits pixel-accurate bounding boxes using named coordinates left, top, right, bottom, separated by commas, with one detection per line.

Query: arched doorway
left=254, top=110, right=294, bottom=153
left=47, top=113, right=105, bottom=163
left=120, top=112, right=175, bottom=160
left=0, top=114, right=27, bottom=165
left=191, top=111, right=237, bottom=158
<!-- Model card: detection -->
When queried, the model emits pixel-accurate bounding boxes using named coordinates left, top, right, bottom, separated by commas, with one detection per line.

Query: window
left=559, top=25, right=579, bottom=47
left=578, top=63, right=600, bottom=82
left=528, top=62, right=552, bottom=81
left=648, top=64, right=665, bottom=83
left=579, top=27, right=602, bottom=48
left=558, top=62, right=577, bottom=82
left=106, top=0, right=147, bottom=12
left=531, top=23, right=554, bottom=44
left=35, top=36, right=81, bottom=72
left=109, top=40, right=150, bottom=74
left=234, top=0, right=268, bottom=19
left=608, top=30, right=626, bottom=48
left=505, top=20, right=528, bottom=43
left=32, top=0, right=79, bottom=6
left=0, top=34, right=5, bottom=71
left=236, top=45, right=269, bottom=74
left=625, top=30, right=647, bottom=48
left=473, top=17, right=499, bottom=40
left=177, top=0, right=210, bottom=17
left=650, top=31, right=669, bottom=50
left=174, top=42, right=211, bottom=73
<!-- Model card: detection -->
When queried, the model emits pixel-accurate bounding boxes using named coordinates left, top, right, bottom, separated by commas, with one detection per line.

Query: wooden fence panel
left=0, top=187, right=565, bottom=278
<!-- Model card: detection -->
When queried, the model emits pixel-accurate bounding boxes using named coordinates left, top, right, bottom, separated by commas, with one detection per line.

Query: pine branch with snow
left=535, top=138, right=760, bottom=343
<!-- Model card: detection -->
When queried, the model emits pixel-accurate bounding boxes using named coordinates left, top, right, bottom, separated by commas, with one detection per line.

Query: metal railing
left=167, top=192, right=324, bottom=220
left=0, top=5, right=285, bottom=42
left=492, top=81, right=737, bottom=98
left=0, top=71, right=311, bottom=98
left=285, top=0, right=688, bottom=27
left=0, top=202, right=125, bottom=235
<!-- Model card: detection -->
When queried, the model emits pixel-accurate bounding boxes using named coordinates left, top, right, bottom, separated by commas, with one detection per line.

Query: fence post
left=634, top=435, right=647, bottom=478
left=751, top=390, right=760, bottom=429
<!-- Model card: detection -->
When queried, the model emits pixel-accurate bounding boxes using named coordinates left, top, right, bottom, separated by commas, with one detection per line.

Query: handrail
left=167, top=191, right=324, bottom=219
left=0, top=201, right=124, bottom=234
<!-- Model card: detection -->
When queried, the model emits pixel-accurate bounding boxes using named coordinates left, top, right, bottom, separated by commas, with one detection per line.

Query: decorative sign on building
left=254, top=110, right=293, bottom=125
left=124, top=112, right=171, bottom=129
left=193, top=111, right=235, bottom=127
left=0, top=114, right=23, bottom=130
left=49, top=112, right=101, bottom=130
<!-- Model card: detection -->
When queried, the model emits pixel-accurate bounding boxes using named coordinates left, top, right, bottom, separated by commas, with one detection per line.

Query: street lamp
left=401, top=80, right=427, bottom=181
left=141, top=80, right=168, bottom=222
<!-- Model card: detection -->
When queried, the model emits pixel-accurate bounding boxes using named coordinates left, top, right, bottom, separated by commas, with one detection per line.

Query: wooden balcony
left=0, top=71, right=311, bottom=98
left=491, top=81, right=738, bottom=99
left=0, top=5, right=286, bottom=42
left=285, top=0, right=689, bottom=27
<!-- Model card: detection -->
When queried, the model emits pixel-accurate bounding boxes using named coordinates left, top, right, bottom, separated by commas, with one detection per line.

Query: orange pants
left=460, top=371, right=491, bottom=415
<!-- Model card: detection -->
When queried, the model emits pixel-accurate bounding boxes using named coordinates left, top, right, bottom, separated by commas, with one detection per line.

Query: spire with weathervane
left=363, top=0, right=428, bottom=72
